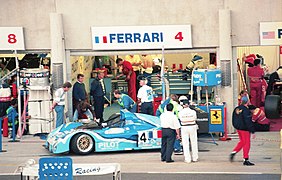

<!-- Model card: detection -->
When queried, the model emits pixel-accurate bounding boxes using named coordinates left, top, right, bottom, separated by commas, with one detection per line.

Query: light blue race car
left=45, top=110, right=162, bottom=155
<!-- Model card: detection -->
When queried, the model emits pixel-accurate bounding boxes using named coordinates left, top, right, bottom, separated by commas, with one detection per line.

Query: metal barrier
left=20, top=158, right=121, bottom=180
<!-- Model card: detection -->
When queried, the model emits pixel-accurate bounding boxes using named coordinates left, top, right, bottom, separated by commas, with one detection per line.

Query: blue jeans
left=73, top=109, right=94, bottom=121
left=174, top=139, right=182, bottom=152
left=55, top=105, right=64, bottom=128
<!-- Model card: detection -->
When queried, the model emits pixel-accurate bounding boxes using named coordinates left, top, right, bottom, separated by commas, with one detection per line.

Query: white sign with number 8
left=0, top=27, right=25, bottom=50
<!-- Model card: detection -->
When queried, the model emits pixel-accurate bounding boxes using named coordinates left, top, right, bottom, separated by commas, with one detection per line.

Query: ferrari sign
left=260, top=22, right=282, bottom=45
left=210, top=109, right=222, bottom=124
left=91, top=25, right=192, bottom=50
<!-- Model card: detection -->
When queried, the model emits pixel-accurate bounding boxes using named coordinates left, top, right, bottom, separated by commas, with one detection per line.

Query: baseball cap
left=179, top=95, right=189, bottom=105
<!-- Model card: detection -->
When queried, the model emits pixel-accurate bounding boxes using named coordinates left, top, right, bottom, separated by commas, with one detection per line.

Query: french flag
left=149, top=130, right=162, bottom=138
left=94, top=36, right=108, bottom=43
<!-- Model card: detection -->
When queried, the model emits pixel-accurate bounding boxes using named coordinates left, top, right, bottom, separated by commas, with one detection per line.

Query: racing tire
left=70, top=133, right=94, bottom=155
left=264, top=95, right=281, bottom=119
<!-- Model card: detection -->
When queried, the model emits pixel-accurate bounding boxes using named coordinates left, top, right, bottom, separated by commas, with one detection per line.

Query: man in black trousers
left=72, top=74, right=87, bottom=115
left=160, top=103, right=181, bottom=163
left=90, top=71, right=106, bottom=123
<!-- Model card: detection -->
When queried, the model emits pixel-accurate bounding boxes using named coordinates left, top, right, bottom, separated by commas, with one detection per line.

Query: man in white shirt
left=178, top=98, right=198, bottom=163
left=160, top=103, right=181, bottom=163
left=137, top=78, right=154, bottom=115
left=51, top=82, right=72, bottom=128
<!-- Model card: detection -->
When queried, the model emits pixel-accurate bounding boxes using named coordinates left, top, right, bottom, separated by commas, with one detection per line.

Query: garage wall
left=0, top=0, right=281, bottom=50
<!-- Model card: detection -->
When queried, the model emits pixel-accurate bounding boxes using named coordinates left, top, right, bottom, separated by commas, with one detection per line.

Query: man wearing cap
left=230, top=96, right=256, bottom=166
left=137, top=78, right=154, bottom=115
left=247, top=58, right=264, bottom=107
left=113, top=89, right=137, bottom=113
left=178, top=97, right=198, bottom=163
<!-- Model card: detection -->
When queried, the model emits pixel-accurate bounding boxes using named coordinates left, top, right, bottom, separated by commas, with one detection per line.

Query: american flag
left=262, top=31, right=275, bottom=39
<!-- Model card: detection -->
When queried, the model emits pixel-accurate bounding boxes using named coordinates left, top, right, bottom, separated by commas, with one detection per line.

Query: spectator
left=113, top=89, right=137, bottom=113
left=51, top=82, right=72, bottom=128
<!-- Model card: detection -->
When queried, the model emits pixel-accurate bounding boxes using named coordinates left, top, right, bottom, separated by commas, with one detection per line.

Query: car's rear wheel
left=71, top=133, right=94, bottom=155
left=265, top=95, right=281, bottom=119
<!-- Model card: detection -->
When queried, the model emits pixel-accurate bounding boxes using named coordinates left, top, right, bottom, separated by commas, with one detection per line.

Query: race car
left=45, top=110, right=162, bottom=155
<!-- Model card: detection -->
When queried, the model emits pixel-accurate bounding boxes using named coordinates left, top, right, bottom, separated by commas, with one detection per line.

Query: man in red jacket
left=247, top=59, right=264, bottom=107
left=116, top=58, right=137, bottom=102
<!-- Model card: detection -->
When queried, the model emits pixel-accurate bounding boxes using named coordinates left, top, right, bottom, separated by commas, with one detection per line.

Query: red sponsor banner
left=280, top=46, right=282, bottom=54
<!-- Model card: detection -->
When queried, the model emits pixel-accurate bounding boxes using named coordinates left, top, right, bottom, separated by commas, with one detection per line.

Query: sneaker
left=243, top=160, right=255, bottom=166
left=184, top=160, right=191, bottom=163
left=229, top=152, right=236, bottom=162
left=174, top=151, right=183, bottom=155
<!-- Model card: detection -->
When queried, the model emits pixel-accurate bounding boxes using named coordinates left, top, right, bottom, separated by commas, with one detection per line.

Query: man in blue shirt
left=113, top=89, right=136, bottom=113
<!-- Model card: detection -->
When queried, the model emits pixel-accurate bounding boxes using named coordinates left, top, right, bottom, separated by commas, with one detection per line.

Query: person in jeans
left=51, top=82, right=72, bottom=128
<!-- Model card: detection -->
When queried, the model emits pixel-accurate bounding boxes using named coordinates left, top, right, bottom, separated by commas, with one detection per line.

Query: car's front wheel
left=71, top=133, right=94, bottom=155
